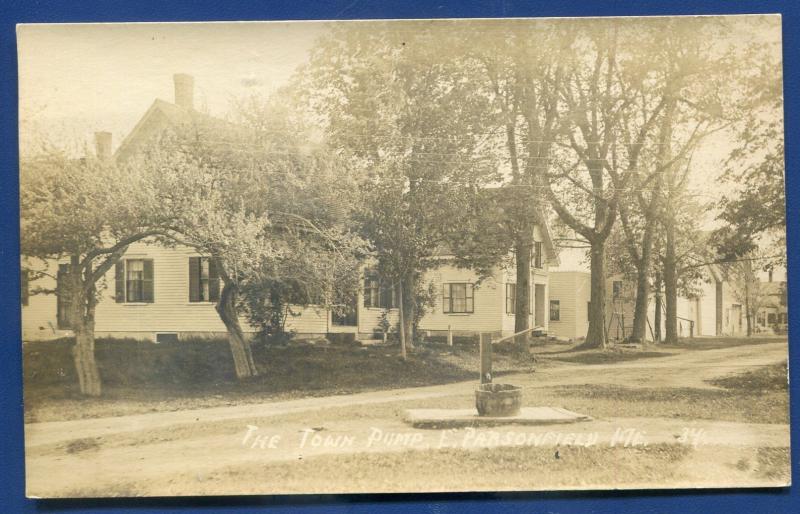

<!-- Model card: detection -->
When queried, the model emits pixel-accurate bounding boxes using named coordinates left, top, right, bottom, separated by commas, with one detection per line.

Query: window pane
left=200, top=258, right=210, bottom=279
left=550, top=300, right=560, bottom=321
left=448, top=283, right=470, bottom=313
left=128, top=259, right=143, bottom=274
left=127, top=259, right=144, bottom=302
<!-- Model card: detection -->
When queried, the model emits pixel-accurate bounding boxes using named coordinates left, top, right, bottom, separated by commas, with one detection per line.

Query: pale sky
left=18, top=21, right=328, bottom=152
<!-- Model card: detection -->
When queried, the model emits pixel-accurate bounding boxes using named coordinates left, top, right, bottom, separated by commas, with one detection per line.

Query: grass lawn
left=23, top=336, right=788, bottom=425
left=23, top=337, right=533, bottom=422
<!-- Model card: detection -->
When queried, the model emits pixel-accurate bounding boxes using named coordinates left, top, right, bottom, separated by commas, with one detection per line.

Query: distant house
left=21, top=74, right=559, bottom=343
left=547, top=264, right=747, bottom=342
left=754, top=279, right=788, bottom=334
left=605, top=264, right=754, bottom=340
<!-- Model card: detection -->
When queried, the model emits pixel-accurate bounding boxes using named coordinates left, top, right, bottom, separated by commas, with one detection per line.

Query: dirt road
left=24, top=341, right=790, bottom=497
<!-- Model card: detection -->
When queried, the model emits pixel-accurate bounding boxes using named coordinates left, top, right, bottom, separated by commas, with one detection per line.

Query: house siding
left=418, top=265, right=504, bottom=336
left=21, top=241, right=331, bottom=342
left=21, top=258, right=72, bottom=341
left=23, top=242, right=553, bottom=342
left=548, top=271, right=590, bottom=340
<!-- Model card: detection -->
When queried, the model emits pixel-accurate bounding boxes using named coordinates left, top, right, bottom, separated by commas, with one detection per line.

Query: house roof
left=114, top=98, right=236, bottom=163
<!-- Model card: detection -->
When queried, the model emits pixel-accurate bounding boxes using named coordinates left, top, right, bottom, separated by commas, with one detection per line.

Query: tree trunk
left=216, top=280, right=258, bottom=378
left=398, top=284, right=407, bottom=360
left=401, top=271, right=416, bottom=350
left=66, top=262, right=102, bottom=396
left=744, top=281, right=752, bottom=337
left=664, top=217, right=679, bottom=344
left=654, top=272, right=663, bottom=343
left=71, top=304, right=102, bottom=397
left=513, top=236, right=532, bottom=349
left=584, top=241, right=607, bottom=349
left=630, top=225, right=654, bottom=343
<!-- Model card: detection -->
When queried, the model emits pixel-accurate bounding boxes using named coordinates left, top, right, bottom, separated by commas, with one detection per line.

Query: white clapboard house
left=547, top=264, right=750, bottom=342
left=21, top=74, right=559, bottom=343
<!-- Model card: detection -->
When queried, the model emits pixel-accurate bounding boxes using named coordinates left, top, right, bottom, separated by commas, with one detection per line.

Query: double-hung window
left=534, top=241, right=544, bottom=269
left=363, top=273, right=396, bottom=309
left=443, top=283, right=474, bottom=314
left=189, top=257, right=220, bottom=302
left=505, top=283, right=516, bottom=314
left=115, top=259, right=154, bottom=303
left=549, top=300, right=560, bottom=321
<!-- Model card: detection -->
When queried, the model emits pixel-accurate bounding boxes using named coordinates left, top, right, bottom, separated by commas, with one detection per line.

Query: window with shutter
left=124, top=259, right=154, bottom=303
left=534, top=241, right=544, bottom=269
left=190, top=257, right=220, bottom=302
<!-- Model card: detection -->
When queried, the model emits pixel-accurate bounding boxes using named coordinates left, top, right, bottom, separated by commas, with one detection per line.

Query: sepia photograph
left=17, top=15, right=789, bottom=497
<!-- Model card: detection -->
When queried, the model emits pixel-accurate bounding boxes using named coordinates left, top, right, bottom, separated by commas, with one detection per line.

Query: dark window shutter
left=115, top=262, right=125, bottom=303
left=142, top=259, right=154, bottom=303
left=189, top=257, right=200, bottom=302
left=442, top=284, right=451, bottom=313
left=379, top=284, right=391, bottom=309
left=208, top=258, right=220, bottom=302
left=466, top=284, right=474, bottom=313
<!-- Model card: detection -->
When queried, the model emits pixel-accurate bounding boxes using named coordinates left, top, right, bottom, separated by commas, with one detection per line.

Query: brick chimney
left=94, top=131, right=112, bottom=161
left=173, top=73, right=194, bottom=110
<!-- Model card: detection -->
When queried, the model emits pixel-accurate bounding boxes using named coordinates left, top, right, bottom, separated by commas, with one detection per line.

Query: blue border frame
left=1, top=1, right=797, bottom=512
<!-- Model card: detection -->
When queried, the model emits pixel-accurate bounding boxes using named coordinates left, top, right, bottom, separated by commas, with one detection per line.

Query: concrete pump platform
left=404, top=407, right=592, bottom=429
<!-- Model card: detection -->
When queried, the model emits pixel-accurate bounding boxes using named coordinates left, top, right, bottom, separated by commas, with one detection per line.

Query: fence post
left=479, top=333, right=492, bottom=384
left=447, top=325, right=453, bottom=347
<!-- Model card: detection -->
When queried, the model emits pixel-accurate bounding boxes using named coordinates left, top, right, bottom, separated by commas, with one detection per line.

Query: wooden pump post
left=479, top=333, right=492, bottom=384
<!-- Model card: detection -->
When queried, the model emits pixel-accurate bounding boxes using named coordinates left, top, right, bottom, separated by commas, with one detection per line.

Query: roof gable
left=114, top=99, right=235, bottom=163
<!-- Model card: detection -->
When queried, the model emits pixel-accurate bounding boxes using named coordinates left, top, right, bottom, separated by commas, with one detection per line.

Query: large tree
left=535, top=21, right=634, bottom=349
left=460, top=21, right=567, bottom=345
left=138, top=104, right=363, bottom=377
left=20, top=144, right=171, bottom=395
left=715, top=26, right=785, bottom=264
left=299, top=23, right=495, bottom=355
